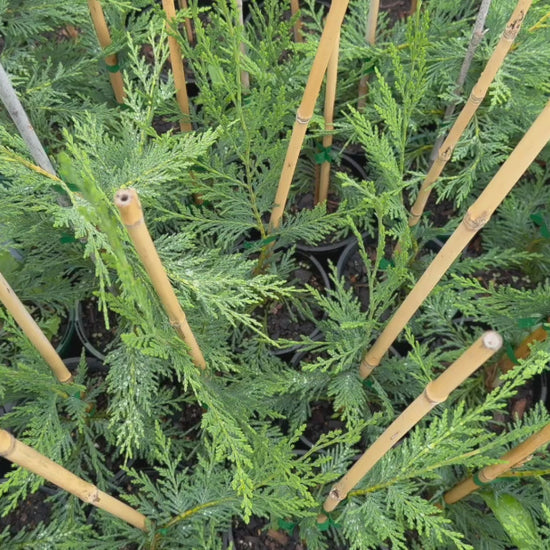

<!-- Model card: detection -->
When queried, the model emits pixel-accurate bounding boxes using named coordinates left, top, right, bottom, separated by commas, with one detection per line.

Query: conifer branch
left=114, top=188, right=206, bottom=369
left=322, top=331, right=502, bottom=515
left=408, top=0, right=531, bottom=229
left=444, top=422, right=550, bottom=504
left=361, top=96, right=550, bottom=379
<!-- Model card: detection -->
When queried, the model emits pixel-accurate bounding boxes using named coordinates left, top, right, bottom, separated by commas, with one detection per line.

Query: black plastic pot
left=295, top=152, right=368, bottom=263
left=268, top=251, right=331, bottom=359
left=335, top=235, right=371, bottom=312
left=75, top=300, right=118, bottom=361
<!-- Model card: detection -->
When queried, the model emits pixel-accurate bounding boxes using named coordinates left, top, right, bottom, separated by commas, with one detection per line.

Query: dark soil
left=0, top=490, right=52, bottom=536
left=229, top=516, right=305, bottom=550
left=78, top=297, right=118, bottom=357
left=258, top=255, right=328, bottom=348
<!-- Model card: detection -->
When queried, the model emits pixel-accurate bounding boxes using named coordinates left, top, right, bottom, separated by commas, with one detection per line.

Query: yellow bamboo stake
left=0, top=272, right=72, bottom=384
left=315, top=29, right=340, bottom=205
left=87, top=0, right=125, bottom=104
left=114, top=188, right=206, bottom=370
left=0, top=430, right=147, bottom=530
left=320, top=331, right=502, bottom=517
left=162, top=0, right=193, bottom=132
left=360, top=97, right=550, bottom=380
left=177, top=0, right=195, bottom=45
left=268, top=0, right=350, bottom=233
left=408, top=0, right=531, bottom=228
left=290, top=0, right=304, bottom=43
left=357, top=0, right=380, bottom=110
left=444, top=421, right=550, bottom=504
left=486, top=322, right=548, bottom=389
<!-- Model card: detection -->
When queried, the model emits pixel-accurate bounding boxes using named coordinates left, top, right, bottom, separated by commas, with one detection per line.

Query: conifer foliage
left=0, top=1, right=550, bottom=548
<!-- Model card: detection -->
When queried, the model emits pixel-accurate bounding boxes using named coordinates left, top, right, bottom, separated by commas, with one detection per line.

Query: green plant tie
left=378, top=258, right=395, bottom=270
left=362, top=379, right=374, bottom=388
left=105, top=62, right=121, bottom=73
left=317, top=514, right=340, bottom=531
left=72, top=391, right=81, bottom=400
left=60, top=233, right=78, bottom=244
left=243, top=235, right=277, bottom=249
left=315, top=144, right=334, bottom=164
left=517, top=315, right=543, bottom=329
left=504, top=341, right=519, bottom=365
left=278, top=518, right=297, bottom=534
left=473, top=472, right=493, bottom=487
left=158, top=528, right=168, bottom=536
left=530, top=213, right=550, bottom=239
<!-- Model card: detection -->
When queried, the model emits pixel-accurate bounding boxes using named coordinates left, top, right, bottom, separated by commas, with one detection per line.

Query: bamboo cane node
left=473, top=471, right=493, bottom=487
left=438, top=146, right=453, bottom=161
left=469, top=91, right=483, bottom=105
left=423, top=384, right=444, bottom=405
left=462, top=212, right=488, bottom=231
left=83, top=486, right=101, bottom=504
left=329, top=487, right=343, bottom=502
left=504, top=11, right=526, bottom=40
left=295, top=113, right=312, bottom=124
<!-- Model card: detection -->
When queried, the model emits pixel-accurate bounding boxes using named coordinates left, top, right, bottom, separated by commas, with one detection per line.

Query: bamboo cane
left=0, top=272, right=72, bottom=384
left=268, top=0, right=350, bottom=233
left=114, top=188, right=206, bottom=369
left=0, top=429, right=147, bottom=530
left=0, top=62, right=55, bottom=174
left=407, top=0, right=531, bottom=228
left=429, top=0, right=492, bottom=166
left=290, top=0, right=304, bottom=43
left=486, top=322, right=548, bottom=389
left=444, top=421, right=550, bottom=504
left=320, top=331, right=502, bottom=516
left=87, top=0, right=125, bottom=104
left=177, top=0, right=195, bottom=45
left=236, top=0, right=250, bottom=92
left=315, top=29, right=340, bottom=205
left=360, top=97, right=550, bottom=380
left=357, top=0, right=380, bottom=110
left=162, top=0, right=193, bottom=132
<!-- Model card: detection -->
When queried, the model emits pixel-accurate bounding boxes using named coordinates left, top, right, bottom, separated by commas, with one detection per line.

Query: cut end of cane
left=114, top=188, right=143, bottom=226
left=482, top=331, right=503, bottom=351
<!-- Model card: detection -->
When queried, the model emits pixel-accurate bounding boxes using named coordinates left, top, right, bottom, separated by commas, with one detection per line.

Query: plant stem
left=357, top=0, right=380, bottom=110
left=322, top=332, right=502, bottom=514
left=429, top=0, right=492, bottom=164
left=444, top=421, right=550, bottom=504
left=408, top=0, right=531, bottom=229
left=0, top=63, right=56, bottom=175
left=236, top=0, right=250, bottom=91
left=360, top=88, right=550, bottom=382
